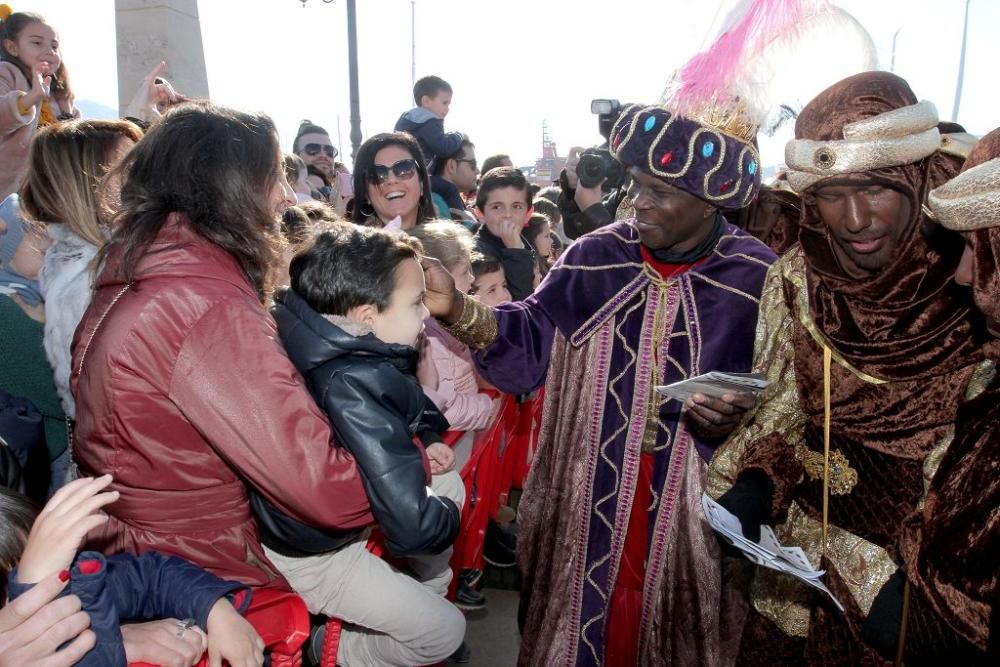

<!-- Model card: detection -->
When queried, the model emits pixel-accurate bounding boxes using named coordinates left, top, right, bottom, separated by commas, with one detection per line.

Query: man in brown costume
left=898, top=127, right=1000, bottom=660
left=708, top=71, right=996, bottom=665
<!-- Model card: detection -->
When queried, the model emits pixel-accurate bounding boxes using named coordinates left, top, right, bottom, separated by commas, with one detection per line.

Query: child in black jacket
left=262, top=224, right=466, bottom=667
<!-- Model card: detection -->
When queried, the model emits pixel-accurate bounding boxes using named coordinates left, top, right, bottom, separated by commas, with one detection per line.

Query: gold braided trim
left=927, top=157, right=1000, bottom=231
left=782, top=248, right=888, bottom=385
left=442, top=294, right=498, bottom=350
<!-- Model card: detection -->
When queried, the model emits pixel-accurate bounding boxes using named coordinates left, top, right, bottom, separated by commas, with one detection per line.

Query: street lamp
left=298, top=0, right=363, bottom=161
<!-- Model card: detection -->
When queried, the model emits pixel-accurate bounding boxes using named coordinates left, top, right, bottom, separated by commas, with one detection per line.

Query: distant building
left=524, top=121, right=566, bottom=186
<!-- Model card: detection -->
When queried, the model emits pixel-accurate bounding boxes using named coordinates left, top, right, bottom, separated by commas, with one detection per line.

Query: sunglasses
left=369, top=158, right=419, bottom=185
left=303, top=143, right=338, bottom=159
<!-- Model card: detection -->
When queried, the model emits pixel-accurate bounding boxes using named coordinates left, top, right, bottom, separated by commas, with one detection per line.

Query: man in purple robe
left=423, top=102, right=777, bottom=666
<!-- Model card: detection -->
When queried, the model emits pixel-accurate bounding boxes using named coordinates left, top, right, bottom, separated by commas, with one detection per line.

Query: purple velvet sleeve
left=474, top=297, right=556, bottom=396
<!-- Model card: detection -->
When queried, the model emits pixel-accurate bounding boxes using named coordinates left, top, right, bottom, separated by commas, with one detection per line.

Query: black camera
left=576, top=99, right=627, bottom=191
left=576, top=147, right=626, bottom=190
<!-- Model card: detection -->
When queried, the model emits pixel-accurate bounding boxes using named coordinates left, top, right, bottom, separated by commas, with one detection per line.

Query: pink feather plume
left=670, top=0, right=828, bottom=120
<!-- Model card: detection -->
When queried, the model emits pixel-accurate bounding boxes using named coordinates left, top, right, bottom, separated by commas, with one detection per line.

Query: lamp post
left=299, top=0, right=362, bottom=161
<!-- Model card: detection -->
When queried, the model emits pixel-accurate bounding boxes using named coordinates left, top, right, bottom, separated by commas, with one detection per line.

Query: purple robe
left=476, top=221, right=775, bottom=666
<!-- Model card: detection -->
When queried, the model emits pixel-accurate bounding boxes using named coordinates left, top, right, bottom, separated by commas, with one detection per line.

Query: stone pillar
left=115, top=0, right=210, bottom=116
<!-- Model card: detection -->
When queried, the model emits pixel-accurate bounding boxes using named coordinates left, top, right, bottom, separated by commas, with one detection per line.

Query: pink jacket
left=0, top=62, right=77, bottom=200
left=419, top=318, right=494, bottom=432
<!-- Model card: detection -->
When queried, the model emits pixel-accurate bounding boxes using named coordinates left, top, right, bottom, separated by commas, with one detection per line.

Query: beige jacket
left=0, top=62, right=77, bottom=200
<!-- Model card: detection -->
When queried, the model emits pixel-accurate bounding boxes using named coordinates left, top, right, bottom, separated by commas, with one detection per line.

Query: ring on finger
left=175, top=618, right=197, bottom=638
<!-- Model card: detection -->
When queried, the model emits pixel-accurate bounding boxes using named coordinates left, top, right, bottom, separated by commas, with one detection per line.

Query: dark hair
left=432, top=139, right=475, bottom=177
left=103, top=103, right=284, bottom=302
left=298, top=200, right=341, bottom=224
left=469, top=254, right=505, bottom=297
left=413, top=75, right=452, bottom=106
left=281, top=206, right=312, bottom=246
left=0, top=487, right=38, bottom=604
left=471, top=254, right=503, bottom=281
left=475, top=166, right=532, bottom=210
left=306, top=164, right=331, bottom=187
left=531, top=197, right=560, bottom=226
left=283, top=154, right=306, bottom=184
left=523, top=213, right=551, bottom=249
left=290, top=226, right=421, bottom=315
left=480, top=154, right=512, bottom=177
left=535, top=186, right=560, bottom=205
left=292, top=119, right=330, bottom=154
left=0, top=12, right=73, bottom=108
left=351, top=132, right=435, bottom=225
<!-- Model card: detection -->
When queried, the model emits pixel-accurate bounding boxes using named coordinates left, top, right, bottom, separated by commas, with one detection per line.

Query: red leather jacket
left=71, top=217, right=374, bottom=587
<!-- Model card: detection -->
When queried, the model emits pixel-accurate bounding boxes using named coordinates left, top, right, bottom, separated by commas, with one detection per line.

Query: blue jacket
left=394, top=107, right=465, bottom=166
left=8, top=551, right=250, bottom=666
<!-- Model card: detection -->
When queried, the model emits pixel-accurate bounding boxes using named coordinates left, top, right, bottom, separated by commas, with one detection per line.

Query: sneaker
left=459, top=567, right=483, bottom=589
left=449, top=640, right=472, bottom=664
left=455, top=580, right=487, bottom=610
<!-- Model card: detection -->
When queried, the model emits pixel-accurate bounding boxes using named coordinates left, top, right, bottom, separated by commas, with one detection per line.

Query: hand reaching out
left=124, top=61, right=189, bottom=123
left=22, top=62, right=52, bottom=108
left=16, top=475, right=119, bottom=584
left=425, top=442, right=455, bottom=474
left=205, top=599, right=264, bottom=667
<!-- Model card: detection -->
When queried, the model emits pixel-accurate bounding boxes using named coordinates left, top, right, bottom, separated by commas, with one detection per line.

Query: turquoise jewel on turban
left=702, top=142, right=715, bottom=158
left=748, top=160, right=757, bottom=175
left=644, top=116, right=656, bottom=132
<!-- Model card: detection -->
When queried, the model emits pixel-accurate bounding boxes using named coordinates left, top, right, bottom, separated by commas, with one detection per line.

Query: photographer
left=557, top=100, right=630, bottom=240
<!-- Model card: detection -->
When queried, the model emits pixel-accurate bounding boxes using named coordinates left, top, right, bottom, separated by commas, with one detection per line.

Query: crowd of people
left=0, top=3, right=997, bottom=667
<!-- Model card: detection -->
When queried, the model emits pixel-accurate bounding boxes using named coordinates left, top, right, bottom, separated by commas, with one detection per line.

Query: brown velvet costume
left=898, top=128, right=1000, bottom=658
left=741, top=185, right=802, bottom=255
left=707, top=72, right=997, bottom=665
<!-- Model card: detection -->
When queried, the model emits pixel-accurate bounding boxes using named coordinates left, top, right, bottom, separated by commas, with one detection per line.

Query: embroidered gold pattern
left=751, top=501, right=899, bottom=636
left=797, top=446, right=859, bottom=495
left=443, top=294, right=498, bottom=350
left=706, top=256, right=807, bottom=499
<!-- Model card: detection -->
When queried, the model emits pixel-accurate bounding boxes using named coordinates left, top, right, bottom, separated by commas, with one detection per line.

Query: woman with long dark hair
left=351, top=132, right=435, bottom=230
left=71, top=103, right=374, bottom=588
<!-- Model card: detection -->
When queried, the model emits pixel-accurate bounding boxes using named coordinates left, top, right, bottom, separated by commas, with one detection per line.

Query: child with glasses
left=264, top=225, right=468, bottom=666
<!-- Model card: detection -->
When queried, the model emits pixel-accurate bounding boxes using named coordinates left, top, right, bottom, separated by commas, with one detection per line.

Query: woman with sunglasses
left=352, top=132, right=436, bottom=231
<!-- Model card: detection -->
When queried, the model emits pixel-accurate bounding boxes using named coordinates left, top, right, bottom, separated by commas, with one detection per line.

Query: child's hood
left=399, top=106, right=441, bottom=125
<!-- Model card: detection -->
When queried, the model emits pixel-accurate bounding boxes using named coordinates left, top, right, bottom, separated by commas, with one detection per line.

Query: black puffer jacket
left=266, top=289, right=460, bottom=557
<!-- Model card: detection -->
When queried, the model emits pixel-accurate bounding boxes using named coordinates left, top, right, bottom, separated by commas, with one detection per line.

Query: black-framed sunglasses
left=303, top=143, right=338, bottom=159
left=369, top=158, right=420, bottom=185
left=454, top=158, right=479, bottom=170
